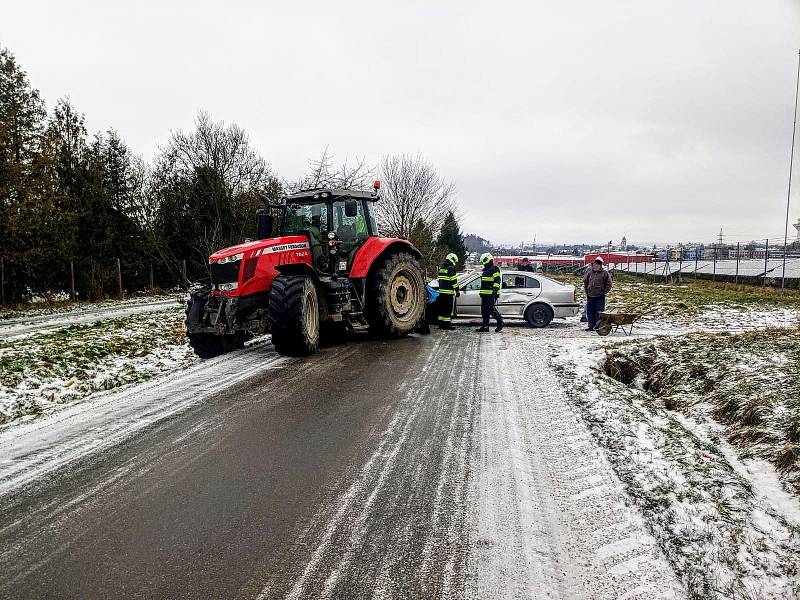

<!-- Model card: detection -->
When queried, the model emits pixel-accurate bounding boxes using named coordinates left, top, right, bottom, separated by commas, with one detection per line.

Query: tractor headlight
left=218, top=282, right=239, bottom=291
left=218, top=252, right=244, bottom=264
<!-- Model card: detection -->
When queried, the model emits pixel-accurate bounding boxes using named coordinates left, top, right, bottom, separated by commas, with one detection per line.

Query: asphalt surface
left=0, top=325, right=683, bottom=599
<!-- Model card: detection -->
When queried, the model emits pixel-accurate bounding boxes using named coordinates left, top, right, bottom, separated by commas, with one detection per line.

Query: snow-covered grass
left=602, top=329, right=800, bottom=494
left=0, top=308, right=196, bottom=425
left=553, top=341, right=800, bottom=599
left=0, top=290, right=180, bottom=321
left=549, top=277, right=800, bottom=598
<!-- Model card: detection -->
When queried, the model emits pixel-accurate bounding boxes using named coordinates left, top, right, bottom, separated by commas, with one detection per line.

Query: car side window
left=502, top=274, right=527, bottom=289
left=464, top=278, right=481, bottom=291
left=525, top=276, right=541, bottom=289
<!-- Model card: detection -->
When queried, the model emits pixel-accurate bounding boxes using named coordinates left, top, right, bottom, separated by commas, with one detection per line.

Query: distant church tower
left=621, top=236, right=627, bottom=251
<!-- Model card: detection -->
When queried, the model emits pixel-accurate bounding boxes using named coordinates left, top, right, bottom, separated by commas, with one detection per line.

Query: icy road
left=0, top=326, right=683, bottom=599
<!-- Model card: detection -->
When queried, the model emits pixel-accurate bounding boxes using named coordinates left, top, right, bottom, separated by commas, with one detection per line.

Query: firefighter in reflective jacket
left=476, top=252, right=504, bottom=333
left=436, top=253, right=460, bottom=330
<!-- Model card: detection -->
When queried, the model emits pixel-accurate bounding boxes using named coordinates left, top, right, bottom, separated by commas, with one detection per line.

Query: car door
left=456, top=276, right=482, bottom=316
left=497, top=273, right=542, bottom=317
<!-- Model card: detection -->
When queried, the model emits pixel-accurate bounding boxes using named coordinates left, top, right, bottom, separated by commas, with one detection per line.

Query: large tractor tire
left=188, top=332, right=245, bottom=359
left=268, top=274, right=321, bottom=356
left=366, top=252, right=425, bottom=337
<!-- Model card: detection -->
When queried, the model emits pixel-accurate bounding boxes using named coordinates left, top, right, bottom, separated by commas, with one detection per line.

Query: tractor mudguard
left=349, top=238, right=421, bottom=279
left=274, top=263, right=319, bottom=281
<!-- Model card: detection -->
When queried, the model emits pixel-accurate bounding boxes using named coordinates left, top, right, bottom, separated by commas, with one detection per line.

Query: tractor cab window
left=285, top=202, right=329, bottom=269
left=332, top=199, right=369, bottom=259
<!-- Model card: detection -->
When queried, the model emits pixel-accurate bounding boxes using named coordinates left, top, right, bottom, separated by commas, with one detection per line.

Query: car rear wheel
left=524, top=303, right=553, bottom=328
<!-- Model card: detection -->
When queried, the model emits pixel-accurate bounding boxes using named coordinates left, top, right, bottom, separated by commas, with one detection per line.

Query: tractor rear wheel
left=268, top=274, right=320, bottom=356
left=366, top=252, right=425, bottom=337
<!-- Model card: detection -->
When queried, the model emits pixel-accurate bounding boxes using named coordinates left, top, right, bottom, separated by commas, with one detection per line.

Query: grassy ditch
left=554, top=340, right=800, bottom=598
left=0, top=308, right=194, bottom=425
left=602, top=328, right=800, bottom=494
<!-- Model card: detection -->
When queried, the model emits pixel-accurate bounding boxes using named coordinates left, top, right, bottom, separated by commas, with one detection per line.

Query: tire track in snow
left=467, top=331, right=684, bottom=599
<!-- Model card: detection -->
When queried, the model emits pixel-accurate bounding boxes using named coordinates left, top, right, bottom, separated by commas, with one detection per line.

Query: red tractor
left=185, top=183, right=426, bottom=357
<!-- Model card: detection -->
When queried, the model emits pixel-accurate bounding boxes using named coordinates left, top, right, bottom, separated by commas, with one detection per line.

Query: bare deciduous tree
left=287, top=147, right=375, bottom=193
left=375, top=154, right=456, bottom=240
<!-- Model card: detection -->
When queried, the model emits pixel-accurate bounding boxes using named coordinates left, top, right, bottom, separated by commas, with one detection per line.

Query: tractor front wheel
left=268, top=274, right=320, bottom=356
left=366, top=252, right=425, bottom=337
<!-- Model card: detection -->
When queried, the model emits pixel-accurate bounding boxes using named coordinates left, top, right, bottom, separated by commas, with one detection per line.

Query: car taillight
left=242, top=257, right=258, bottom=282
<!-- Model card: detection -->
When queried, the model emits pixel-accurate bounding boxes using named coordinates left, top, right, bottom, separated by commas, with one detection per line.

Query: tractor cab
left=272, top=187, right=380, bottom=274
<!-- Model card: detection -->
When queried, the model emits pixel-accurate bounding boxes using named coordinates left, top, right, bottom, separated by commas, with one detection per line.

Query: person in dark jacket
left=436, top=253, right=460, bottom=330
left=475, top=252, right=504, bottom=333
left=583, top=257, right=612, bottom=331
left=518, top=257, right=534, bottom=272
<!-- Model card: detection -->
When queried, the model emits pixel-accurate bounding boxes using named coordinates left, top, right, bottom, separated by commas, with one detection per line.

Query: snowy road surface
left=0, top=325, right=683, bottom=599
left=0, top=298, right=180, bottom=339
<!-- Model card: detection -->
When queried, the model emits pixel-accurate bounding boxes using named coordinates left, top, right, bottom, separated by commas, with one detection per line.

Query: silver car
left=431, top=270, right=581, bottom=327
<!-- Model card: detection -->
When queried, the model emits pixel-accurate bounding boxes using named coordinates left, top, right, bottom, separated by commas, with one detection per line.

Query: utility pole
left=782, top=49, right=800, bottom=290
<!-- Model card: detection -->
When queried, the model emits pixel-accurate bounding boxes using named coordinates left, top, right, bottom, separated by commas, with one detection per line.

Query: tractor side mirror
left=256, top=209, right=274, bottom=240
left=344, top=199, right=359, bottom=218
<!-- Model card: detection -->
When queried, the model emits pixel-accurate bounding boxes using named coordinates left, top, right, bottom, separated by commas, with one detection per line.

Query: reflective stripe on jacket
left=438, top=262, right=457, bottom=295
left=479, top=263, right=501, bottom=295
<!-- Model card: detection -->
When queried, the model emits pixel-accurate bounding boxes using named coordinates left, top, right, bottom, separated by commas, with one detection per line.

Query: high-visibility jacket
left=479, top=263, right=502, bottom=296
left=437, top=262, right=457, bottom=295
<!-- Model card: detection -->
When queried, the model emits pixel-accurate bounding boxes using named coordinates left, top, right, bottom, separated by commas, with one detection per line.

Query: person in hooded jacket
left=583, top=256, right=612, bottom=331
left=475, top=252, right=504, bottom=333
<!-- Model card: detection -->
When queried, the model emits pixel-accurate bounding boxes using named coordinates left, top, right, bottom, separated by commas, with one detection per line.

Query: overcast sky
left=4, top=0, right=800, bottom=246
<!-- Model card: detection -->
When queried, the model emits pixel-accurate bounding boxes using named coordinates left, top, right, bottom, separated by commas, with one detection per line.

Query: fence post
left=69, top=260, right=76, bottom=301
left=694, top=248, right=699, bottom=279
left=0, top=257, right=4, bottom=305
left=735, top=242, right=740, bottom=285
left=149, top=262, right=154, bottom=291
left=116, top=258, right=123, bottom=299
left=764, top=239, right=769, bottom=287
left=182, top=259, right=187, bottom=288
left=713, top=244, right=717, bottom=281
left=678, top=247, right=683, bottom=284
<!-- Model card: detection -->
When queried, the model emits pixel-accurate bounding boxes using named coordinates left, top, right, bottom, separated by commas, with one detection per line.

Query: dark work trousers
left=586, top=295, right=606, bottom=329
left=481, top=294, right=503, bottom=328
left=436, top=294, right=455, bottom=327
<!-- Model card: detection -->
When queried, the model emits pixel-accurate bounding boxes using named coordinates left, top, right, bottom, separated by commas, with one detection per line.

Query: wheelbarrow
left=595, top=308, right=655, bottom=336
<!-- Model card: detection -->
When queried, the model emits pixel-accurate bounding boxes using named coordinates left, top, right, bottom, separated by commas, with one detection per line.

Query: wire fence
left=0, top=257, right=192, bottom=306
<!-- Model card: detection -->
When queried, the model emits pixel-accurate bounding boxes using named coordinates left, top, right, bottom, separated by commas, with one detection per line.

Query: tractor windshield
left=285, top=202, right=329, bottom=237
left=285, top=202, right=330, bottom=269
